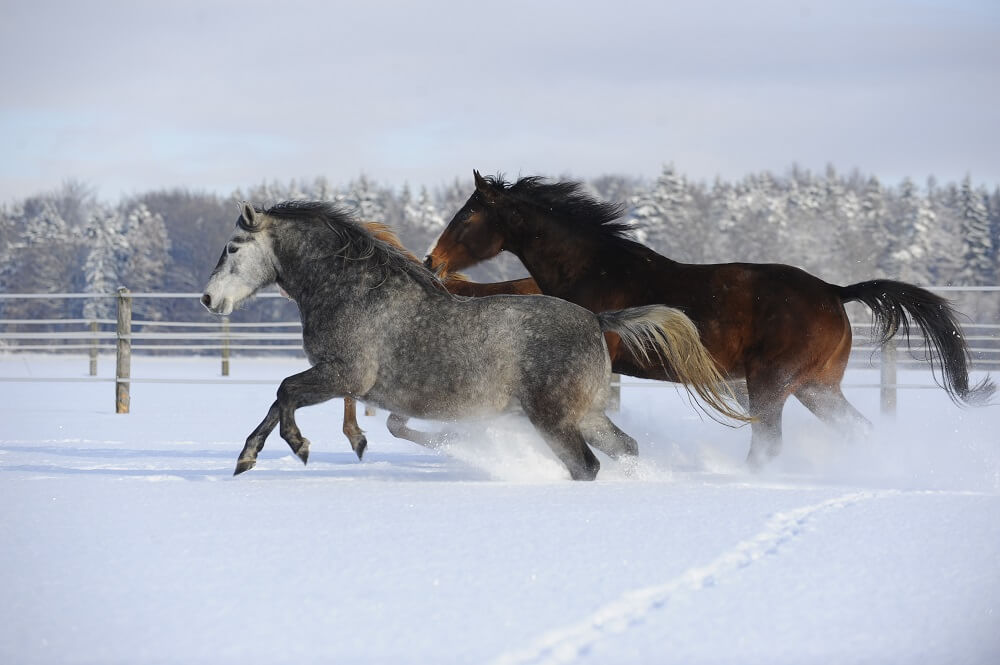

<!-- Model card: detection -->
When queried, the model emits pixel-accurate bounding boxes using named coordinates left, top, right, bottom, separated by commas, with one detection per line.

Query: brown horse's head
left=424, top=170, right=508, bottom=275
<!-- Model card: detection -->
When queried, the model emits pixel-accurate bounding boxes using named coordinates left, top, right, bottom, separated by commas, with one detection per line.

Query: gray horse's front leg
left=235, top=363, right=350, bottom=475
left=235, top=400, right=281, bottom=475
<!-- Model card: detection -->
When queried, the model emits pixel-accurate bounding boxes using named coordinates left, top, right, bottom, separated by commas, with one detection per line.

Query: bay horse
left=201, top=201, right=745, bottom=479
left=338, top=221, right=541, bottom=458
left=424, top=171, right=995, bottom=466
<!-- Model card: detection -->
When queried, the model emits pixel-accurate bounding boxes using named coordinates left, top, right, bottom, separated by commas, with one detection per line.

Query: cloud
left=2, top=0, right=998, bottom=201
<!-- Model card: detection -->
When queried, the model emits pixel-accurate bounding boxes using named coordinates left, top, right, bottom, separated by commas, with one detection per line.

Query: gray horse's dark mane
left=263, top=200, right=446, bottom=292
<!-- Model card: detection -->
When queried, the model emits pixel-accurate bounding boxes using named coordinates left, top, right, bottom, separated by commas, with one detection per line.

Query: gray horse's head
left=201, top=202, right=279, bottom=315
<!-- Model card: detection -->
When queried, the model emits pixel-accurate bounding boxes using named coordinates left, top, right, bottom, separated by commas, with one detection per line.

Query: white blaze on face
left=202, top=225, right=278, bottom=315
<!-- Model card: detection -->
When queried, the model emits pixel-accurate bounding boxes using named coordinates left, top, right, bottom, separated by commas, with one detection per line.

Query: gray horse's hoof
left=234, top=458, right=257, bottom=475
left=295, top=442, right=310, bottom=465
left=619, top=454, right=640, bottom=477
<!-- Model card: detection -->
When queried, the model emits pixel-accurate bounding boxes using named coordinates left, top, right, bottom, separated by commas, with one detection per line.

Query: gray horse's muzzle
left=201, top=292, right=227, bottom=315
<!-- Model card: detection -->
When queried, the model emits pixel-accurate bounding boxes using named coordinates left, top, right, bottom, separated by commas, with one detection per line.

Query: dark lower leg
left=538, top=424, right=600, bottom=481
left=580, top=412, right=638, bottom=459
left=746, top=407, right=783, bottom=469
left=274, top=364, right=349, bottom=468
left=342, top=397, right=367, bottom=460
left=386, top=413, right=451, bottom=449
left=745, top=371, right=792, bottom=468
left=729, top=379, right=750, bottom=411
left=235, top=400, right=281, bottom=475
left=795, top=385, right=872, bottom=440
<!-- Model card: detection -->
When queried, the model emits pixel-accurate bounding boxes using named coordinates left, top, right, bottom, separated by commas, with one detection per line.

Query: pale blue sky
left=1, top=0, right=998, bottom=201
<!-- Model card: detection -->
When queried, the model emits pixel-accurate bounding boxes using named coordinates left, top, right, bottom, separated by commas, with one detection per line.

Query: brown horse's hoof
left=233, top=458, right=257, bottom=475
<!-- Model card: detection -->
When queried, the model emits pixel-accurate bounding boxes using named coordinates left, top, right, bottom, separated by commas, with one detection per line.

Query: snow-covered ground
left=1, top=354, right=998, bottom=664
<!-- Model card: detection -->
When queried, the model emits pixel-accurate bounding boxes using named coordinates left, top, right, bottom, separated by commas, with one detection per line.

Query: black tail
left=839, top=279, right=994, bottom=406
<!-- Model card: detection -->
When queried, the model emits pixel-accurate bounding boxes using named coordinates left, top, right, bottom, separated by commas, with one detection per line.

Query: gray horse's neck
left=271, top=223, right=442, bottom=318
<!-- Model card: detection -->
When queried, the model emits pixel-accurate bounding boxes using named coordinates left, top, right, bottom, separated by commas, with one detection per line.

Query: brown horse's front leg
left=342, top=397, right=368, bottom=460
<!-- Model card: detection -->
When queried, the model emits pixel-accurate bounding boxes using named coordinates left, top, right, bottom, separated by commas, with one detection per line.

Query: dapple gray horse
left=201, top=201, right=745, bottom=480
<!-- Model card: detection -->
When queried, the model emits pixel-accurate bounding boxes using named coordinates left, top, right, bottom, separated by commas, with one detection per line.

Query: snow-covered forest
left=2, top=165, right=998, bottom=322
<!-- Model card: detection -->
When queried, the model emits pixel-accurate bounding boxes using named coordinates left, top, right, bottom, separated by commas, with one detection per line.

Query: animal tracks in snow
left=487, top=490, right=895, bottom=665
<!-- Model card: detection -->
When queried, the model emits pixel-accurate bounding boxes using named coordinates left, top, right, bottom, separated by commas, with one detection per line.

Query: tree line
left=1, top=165, right=998, bottom=327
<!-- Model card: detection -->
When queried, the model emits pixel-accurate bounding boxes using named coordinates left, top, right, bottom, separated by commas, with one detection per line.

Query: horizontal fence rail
left=1, top=288, right=997, bottom=415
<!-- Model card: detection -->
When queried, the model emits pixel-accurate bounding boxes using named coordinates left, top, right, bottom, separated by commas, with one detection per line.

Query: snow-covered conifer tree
left=652, top=164, right=698, bottom=258
left=859, top=176, right=892, bottom=275
left=398, top=185, right=445, bottom=256
left=783, top=168, right=827, bottom=271
left=435, top=177, right=472, bottom=225
left=345, top=174, right=386, bottom=222
left=626, top=183, right=662, bottom=247
left=408, top=186, right=444, bottom=235
left=82, top=205, right=126, bottom=320
left=957, top=176, right=995, bottom=285
left=120, top=201, right=171, bottom=317
left=888, top=178, right=936, bottom=285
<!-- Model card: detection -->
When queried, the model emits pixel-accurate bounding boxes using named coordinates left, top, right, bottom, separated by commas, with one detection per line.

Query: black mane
left=264, top=200, right=446, bottom=293
left=485, top=175, right=640, bottom=247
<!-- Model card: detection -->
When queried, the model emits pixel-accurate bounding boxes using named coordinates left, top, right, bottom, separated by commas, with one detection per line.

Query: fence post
left=89, top=320, right=98, bottom=376
left=221, top=317, right=230, bottom=376
left=608, top=373, right=621, bottom=412
left=116, top=287, right=132, bottom=414
left=880, top=337, right=897, bottom=417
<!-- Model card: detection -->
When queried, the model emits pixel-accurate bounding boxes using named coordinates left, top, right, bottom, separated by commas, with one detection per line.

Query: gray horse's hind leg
left=386, top=413, right=452, bottom=449
left=579, top=412, right=638, bottom=460
left=533, top=421, right=601, bottom=481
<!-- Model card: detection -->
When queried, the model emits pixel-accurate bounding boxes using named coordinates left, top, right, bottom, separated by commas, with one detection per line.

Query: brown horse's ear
left=473, top=169, right=497, bottom=205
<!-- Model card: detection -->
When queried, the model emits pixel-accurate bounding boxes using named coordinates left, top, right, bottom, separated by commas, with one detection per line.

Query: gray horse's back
left=491, top=295, right=611, bottom=419
left=362, top=294, right=610, bottom=422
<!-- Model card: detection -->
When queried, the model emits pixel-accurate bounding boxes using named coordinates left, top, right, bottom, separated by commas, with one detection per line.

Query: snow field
left=1, top=355, right=998, bottom=664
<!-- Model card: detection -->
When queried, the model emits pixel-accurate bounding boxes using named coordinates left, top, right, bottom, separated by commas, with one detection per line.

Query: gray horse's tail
left=598, top=305, right=751, bottom=423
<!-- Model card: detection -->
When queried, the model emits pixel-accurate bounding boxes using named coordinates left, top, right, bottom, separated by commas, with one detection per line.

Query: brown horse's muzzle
left=424, top=256, right=446, bottom=277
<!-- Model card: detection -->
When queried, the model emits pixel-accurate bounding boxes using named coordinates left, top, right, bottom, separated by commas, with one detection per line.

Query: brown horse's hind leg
left=728, top=379, right=750, bottom=412
left=795, top=384, right=872, bottom=441
left=746, top=403, right=785, bottom=469
left=745, top=369, right=795, bottom=468
left=342, top=397, right=368, bottom=460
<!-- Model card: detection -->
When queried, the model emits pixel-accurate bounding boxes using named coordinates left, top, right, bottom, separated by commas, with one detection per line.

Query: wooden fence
left=1, top=288, right=998, bottom=416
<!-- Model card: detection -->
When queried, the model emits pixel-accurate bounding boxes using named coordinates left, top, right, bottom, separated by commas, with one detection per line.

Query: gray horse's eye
left=227, top=244, right=239, bottom=255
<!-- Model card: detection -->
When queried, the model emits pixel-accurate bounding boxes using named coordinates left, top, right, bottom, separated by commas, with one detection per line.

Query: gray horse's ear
left=240, top=202, right=258, bottom=229
left=473, top=170, right=496, bottom=205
